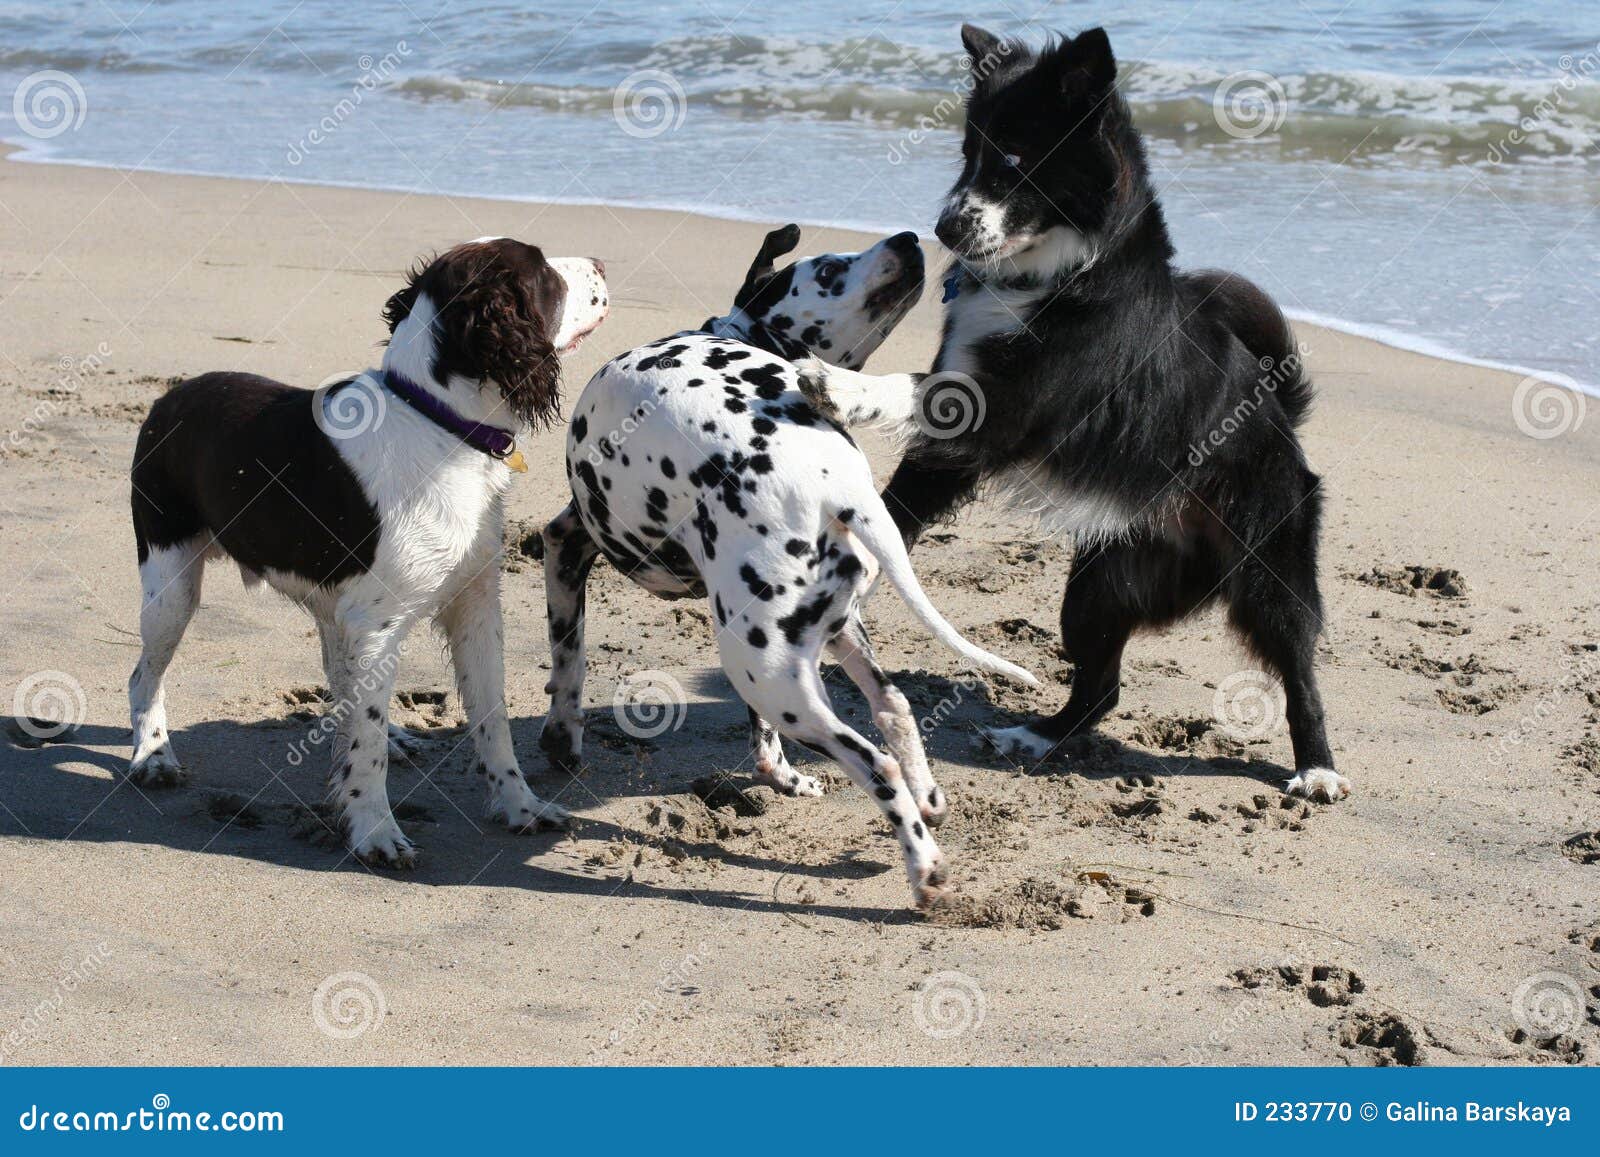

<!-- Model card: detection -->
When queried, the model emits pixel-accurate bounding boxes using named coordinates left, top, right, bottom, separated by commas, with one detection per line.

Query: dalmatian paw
left=538, top=718, right=584, bottom=772
left=1285, top=767, right=1352, bottom=803
left=128, top=744, right=187, bottom=788
left=912, top=855, right=951, bottom=910
left=755, top=759, right=824, bottom=798
left=348, top=814, right=417, bottom=869
left=920, top=784, right=949, bottom=828
left=978, top=723, right=1058, bottom=762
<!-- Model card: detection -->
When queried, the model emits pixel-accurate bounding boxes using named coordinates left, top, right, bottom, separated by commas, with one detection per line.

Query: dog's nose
left=589, top=257, right=606, bottom=277
left=933, top=215, right=963, bottom=252
left=886, top=230, right=920, bottom=254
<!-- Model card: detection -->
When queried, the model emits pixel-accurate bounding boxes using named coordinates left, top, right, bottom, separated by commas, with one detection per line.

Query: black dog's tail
left=1189, top=269, right=1314, bottom=429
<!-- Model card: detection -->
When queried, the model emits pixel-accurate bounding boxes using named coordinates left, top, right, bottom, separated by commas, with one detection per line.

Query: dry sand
left=0, top=151, right=1596, bottom=1066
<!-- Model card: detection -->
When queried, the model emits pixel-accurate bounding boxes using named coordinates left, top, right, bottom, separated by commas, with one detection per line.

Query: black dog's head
left=730, top=225, right=925, bottom=369
left=935, top=25, right=1147, bottom=280
left=381, top=238, right=609, bottom=427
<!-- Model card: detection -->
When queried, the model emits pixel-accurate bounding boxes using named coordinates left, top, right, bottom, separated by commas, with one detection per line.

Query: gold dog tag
left=504, top=448, right=528, bottom=473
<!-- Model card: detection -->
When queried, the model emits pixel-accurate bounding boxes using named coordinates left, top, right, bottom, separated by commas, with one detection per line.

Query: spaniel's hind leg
left=128, top=538, right=206, bottom=787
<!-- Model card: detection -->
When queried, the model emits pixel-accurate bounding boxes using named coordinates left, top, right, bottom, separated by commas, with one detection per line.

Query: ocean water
left=2, top=0, right=1596, bottom=392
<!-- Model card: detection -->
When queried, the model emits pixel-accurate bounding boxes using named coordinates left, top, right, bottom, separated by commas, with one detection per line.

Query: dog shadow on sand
left=0, top=669, right=1290, bottom=923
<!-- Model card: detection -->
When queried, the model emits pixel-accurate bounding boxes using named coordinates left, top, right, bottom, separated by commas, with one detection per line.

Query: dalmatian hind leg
left=746, top=707, right=823, bottom=798
left=708, top=556, right=947, bottom=907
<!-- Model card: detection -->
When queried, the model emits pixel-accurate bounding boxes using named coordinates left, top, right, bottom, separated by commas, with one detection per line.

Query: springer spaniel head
left=381, top=238, right=609, bottom=428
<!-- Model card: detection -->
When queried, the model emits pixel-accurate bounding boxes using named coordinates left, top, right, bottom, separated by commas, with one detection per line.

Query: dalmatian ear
left=734, top=223, right=802, bottom=310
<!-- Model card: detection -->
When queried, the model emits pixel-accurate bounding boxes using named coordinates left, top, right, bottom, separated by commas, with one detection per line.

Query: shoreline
left=7, top=139, right=1594, bottom=399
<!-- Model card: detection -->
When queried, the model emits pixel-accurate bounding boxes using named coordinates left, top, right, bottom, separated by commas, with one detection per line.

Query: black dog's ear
left=960, top=23, right=1003, bottom=66
left=381, top=280, right=420, bottom=335
left=734, top=224, right=801, bottom=310
left=1059, top=26, right=1117, bottom=96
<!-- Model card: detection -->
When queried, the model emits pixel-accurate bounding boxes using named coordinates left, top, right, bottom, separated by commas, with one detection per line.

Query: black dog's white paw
left=1285, top=767, right=1352, bottom=803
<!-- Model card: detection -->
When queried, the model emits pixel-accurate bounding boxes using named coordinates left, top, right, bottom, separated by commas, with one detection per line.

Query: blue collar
left=941, top=268, right=963, bottom=303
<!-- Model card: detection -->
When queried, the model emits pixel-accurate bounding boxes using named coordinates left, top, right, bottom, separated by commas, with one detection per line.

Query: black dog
left=820, top=25, right=1347, bottom=802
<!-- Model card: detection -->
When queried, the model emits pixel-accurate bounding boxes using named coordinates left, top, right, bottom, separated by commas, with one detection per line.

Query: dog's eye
left=1002, top=152, right=1023, bottom=169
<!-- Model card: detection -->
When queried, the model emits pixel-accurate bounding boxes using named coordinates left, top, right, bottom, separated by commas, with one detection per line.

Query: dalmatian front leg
left=539, top=502, right=599, bottom=771
left=794, top=357, right=923, bottom=430
left=746, top=706, right=822, bottom=797
left=438, top=567, right=570, bottom=832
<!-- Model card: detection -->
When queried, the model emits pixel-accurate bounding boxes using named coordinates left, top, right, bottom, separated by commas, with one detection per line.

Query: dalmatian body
left=540, top=226, right=1037, bottom=907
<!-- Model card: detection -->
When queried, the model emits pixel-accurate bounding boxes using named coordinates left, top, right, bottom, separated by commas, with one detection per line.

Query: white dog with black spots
left=539, top=225, right=1037, bottom=908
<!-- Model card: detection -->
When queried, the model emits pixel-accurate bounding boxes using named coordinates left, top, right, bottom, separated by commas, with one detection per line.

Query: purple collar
left=380, top=368, right=516, bottom=460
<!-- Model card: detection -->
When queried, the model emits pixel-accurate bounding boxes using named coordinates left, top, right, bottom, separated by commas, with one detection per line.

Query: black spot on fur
left=777, top=589, right=835, bottom=644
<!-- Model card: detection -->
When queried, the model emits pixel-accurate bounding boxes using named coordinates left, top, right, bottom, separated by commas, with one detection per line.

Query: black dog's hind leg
left=983, top=534, right=1220, bottom=763
left=539, top=502, right=599, bottom=771
left=1225, top=478, right=1349, bottom=802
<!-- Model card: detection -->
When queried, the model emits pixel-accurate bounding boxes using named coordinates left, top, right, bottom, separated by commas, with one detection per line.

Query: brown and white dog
left=127, top=238, right=608, bottom=866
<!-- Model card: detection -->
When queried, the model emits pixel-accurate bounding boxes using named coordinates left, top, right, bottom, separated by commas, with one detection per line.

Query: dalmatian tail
left=841, top=501, right=1041, bottom=688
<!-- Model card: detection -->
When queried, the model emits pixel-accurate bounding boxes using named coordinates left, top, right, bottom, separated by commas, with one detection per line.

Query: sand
left=0, top=151, right=1596, bottom=1066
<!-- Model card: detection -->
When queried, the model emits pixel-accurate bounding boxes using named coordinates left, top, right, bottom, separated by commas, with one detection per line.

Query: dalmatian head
left=728, top=225, right=925, bottom=369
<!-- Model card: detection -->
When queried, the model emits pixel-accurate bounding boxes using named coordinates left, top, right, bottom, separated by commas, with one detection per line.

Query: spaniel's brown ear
left=733, top=224, right=801, bottom=310
left=460, top=269, right=563, bottom=429
left=381, top=281, right=420, bottom=335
